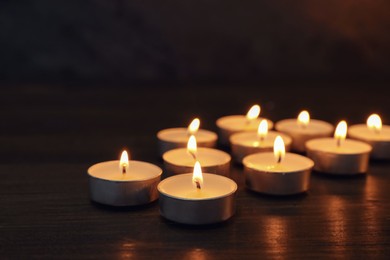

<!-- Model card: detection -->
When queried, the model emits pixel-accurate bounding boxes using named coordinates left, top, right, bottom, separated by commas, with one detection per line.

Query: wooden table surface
left=1, top=84, right=390, bottom=259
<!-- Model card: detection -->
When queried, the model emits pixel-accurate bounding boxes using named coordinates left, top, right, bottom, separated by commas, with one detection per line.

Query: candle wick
left=277, top=154, right=282, bottom=164
left=336, top=138, right=341, bottom=147
left=195, top=180, right=201, bottom=190
left=122, top=165, right=127, bottom=174
left=189, top=151, right=197, bottom=161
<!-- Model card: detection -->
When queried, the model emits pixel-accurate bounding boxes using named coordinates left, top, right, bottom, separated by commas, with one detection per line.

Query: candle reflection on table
left=262, top=216, right=288, bottom=257
left=363, top=174, right=383, bottom=247
left=184, top=248, right=209, bottom=260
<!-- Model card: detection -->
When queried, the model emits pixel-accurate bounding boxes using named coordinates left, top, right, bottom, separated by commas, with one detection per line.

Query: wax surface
left=306, top=138, right=372, bottom=154
left=163, top=147, right=230, bottom=167
left=243, top=152, right=314, bottom=172
left=157, top=128, right=217, bottom=143
left=88, top=160, right=162, bottom=181
left=158, top=173, right=237, bottom=200
left=349, top=125, right=390, bottom=141
left=230, top=131, right=291, bottom=147
left=216, top=115, right=273, bottom=131
left=276, top=119, right=333, bottom=135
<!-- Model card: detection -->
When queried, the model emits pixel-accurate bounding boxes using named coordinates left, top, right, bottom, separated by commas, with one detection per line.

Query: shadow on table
left=89, top=199, right=158, bottom=212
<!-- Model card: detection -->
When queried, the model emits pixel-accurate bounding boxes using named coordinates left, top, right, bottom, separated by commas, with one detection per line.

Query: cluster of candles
left=87, top=105, right=390, bottom=225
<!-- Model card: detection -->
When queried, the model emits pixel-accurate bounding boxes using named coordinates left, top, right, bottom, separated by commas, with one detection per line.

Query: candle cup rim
left=162, top=147, right=231, bottom=167
left=349, top=124, right=390, bottom=142
left=88, top=160, right=163, bottom=182
left=158, top=173, right=237, bottom=201
left=216, top=115, right=274, bottom=130
left=243, top=152, right=314, bottom=173
left=275, top=118, right=334, bottom=134
left=306, top=138, right=373, bottom=154
left=157, top=127, right=218, bottom=143
left=229, top=130, right=292, bottom=147
left=244, top=166, right=314, bottom=175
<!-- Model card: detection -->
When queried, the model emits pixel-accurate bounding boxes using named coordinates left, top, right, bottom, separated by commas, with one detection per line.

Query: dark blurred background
left=0, top=0, right=389, bottom=86
left=1, top=0, right=390, bottom=165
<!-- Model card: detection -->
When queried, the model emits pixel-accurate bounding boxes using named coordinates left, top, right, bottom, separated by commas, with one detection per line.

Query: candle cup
left=216, top=116, right=274, bottom=146
left=349, top=124, right=390, bottom=160
left=157, top=128, right=217, bottom=156
left=88, top=160, right=162, bottom=206
left=305, top=138, right=372, bottom=174
left=275, top=119, right=334, bottom=152
left=230, top=131, right=292, bottom=163
left=163, top=147, right=231, bottom=176
left=158, top=173, right=237, bottom=225
left=243, top=153, right=314, bottom=195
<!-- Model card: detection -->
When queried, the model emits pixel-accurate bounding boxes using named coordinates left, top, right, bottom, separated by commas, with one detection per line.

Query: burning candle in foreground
left=275, top=110, right=334, bottom=152
left=158, top=161, right=237, bottom=225
left=243, top=136, right=314, bottom=195
left=348, top=114, right=390, bottom=160
left=87, top=150, right=162, bottom=206
left=306, top=120, right=372, bottom=174
left=157, top=118, right=217, bottom=156
left=216, top=104, right=274, bottom=146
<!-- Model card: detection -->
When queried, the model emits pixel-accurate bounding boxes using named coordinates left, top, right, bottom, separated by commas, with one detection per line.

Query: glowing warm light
left=188, top=118, right=200, bottom=135
left=367, top=114, right=382, bottom=133
left=246, top=105, right=261, bottom=121
left=297, top=110, right=310, bottom=127
left=192, top=161, right=203, bottom=189
left=334, top=120, right=347, bottom=146
left=257, top=119, right=268, bottom=140
left=273, top=136, right=285, bottom=164
left=119, top=150, right=129, bottom=174
left=187, top=135, right=197, bottom=159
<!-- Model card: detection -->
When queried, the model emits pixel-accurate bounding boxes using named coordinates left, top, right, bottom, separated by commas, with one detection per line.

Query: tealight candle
left=157, top=118, right=218, bottom=156
left=349, top=114, right=390, bottom=160
left=275, top=110, right=334, bottom=152
left=216, top=104, right=274, bottom=146
left=163, top=135, right=231, bottom=176
left=158, top=161, right=237, bottom=225
left=230, top=119, right=292, bottom=163
left=306, top=121, right=372, bottom=174
left=87, top=150, right=162, bottom=206
left=243, top=136, right=314, bottom=195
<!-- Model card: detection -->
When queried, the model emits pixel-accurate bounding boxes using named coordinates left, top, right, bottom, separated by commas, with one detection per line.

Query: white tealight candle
left=158, top=161, right=237, bottom=225
left=243, top=136, right=314, bottom=195
left=275, top=110, right=334, bottom=152
left=306, top=121, right=372, bottom=174
left=88, top=150, right=162, bottom=206
left=230, top=119, right=292, bottom=163
left=163, top=135, right=231, bottom=176
left=157, top=118, right=217, bottom=156
left=216, top=104, right=274, bottom=146
left=348, top=114, right=390, bottom=160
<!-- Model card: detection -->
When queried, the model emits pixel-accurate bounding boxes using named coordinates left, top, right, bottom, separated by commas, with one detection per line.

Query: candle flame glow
left=367, top=114, right=382, bottom=133
left=246, top=105, right=261, bottom=121
left=257, top=119, right=268, bottom=140
left=192, top=161, right=203, bottom=189
left=273, top=136, right=285, bottom=164
left=334, top=120, right=347, bottom=147
left=188, top=118, right=200, bottom=135
left=297, top=110, right=310, bottom=127
left=187, top=135, right=197, bottom=160
left=119, top=150, right=129, bottom=174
